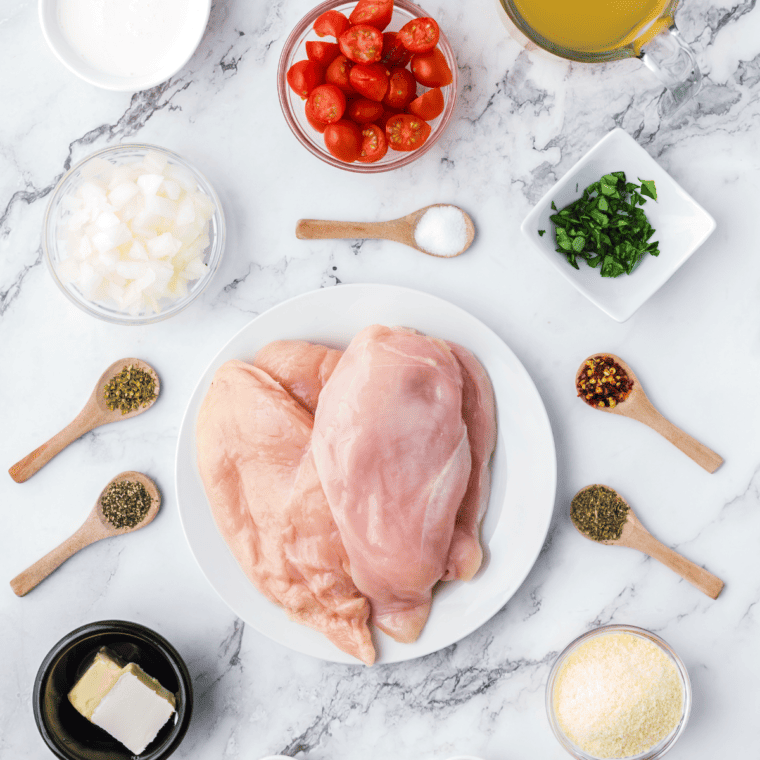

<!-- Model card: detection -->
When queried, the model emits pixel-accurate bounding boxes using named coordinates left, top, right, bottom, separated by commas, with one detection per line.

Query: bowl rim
left=33, top=619, right=193, bottom=760
left=277, top=0, right=458, bottom=173
left=37, top=0, right=212, bottom=91
left=43, top=142, right=226, bottom=325
left=545, top=623, right=692, bottom=760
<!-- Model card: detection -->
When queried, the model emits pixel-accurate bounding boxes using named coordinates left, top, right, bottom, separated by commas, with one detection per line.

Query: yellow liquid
left=511, top=0, right=670, bottom=53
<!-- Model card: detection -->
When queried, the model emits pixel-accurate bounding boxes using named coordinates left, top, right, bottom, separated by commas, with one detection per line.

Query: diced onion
left=57, top=150, right=216, bottom=315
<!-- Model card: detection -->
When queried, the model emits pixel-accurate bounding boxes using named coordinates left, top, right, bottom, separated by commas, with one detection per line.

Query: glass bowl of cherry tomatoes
left=278, top=0, right=458, bottom=172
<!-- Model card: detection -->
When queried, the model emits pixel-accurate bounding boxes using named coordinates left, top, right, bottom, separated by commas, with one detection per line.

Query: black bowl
left=33, top=621, right=193, bottom=760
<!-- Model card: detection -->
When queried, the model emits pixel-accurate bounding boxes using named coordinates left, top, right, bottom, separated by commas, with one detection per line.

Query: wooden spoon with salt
left=8, top=359, right=159, bottom=483
left=576, top=353, right=722, bottom=473
left=571, top=484, right=724, bottom=599
left=10, top=471, right=160, bottom=597
left=296, top=203, right=476, bottom=258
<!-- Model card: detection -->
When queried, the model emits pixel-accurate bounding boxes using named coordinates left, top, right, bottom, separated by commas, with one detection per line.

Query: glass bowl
left=33, top=620, right=193, bottom=760
left=277, top=0, right=458, bottom=173
left=43, top=144, right=225, bottom=325
left=546, top=625, right=691, bottom=760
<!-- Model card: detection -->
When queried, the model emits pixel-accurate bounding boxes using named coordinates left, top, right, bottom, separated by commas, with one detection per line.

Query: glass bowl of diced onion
left=43, top=144, right=225, bottom=324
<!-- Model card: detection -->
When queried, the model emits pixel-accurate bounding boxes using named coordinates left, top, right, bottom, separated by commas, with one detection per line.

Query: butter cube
left=68, top=648, right=124, bottom=720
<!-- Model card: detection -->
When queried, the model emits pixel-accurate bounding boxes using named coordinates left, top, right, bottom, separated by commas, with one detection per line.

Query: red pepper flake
left=576, top=355, right=633, bottom=409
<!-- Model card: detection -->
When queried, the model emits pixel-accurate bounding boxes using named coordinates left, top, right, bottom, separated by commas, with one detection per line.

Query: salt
left=414, top=205, right=470, bottom=257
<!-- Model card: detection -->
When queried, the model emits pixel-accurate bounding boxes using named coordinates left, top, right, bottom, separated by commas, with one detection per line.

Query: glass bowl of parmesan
left=43, top=144, right=225, bottom=325
left=546, top=625, right=691, bottom=760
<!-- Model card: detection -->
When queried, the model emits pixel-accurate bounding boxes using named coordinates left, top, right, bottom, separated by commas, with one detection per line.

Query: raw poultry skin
left=196, top=359, right=375, bottom=665
left=311, top=325, right=473, bottom=643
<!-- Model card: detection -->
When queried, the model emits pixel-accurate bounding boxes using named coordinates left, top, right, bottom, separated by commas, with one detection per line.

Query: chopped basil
left=545, top=172, right=659, bottom=277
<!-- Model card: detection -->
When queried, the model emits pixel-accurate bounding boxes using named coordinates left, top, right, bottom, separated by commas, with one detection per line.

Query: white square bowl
left=520, top=128, right=716, bottom=322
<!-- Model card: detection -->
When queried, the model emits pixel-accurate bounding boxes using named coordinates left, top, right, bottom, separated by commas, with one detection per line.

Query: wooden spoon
left=576, top=353, right=722, bottom=473
left=10, top=471, right=160, bottom=597
left=8, top=359, right=159, bottom=483
left=296, top=204, right=475, bottom=258
left=571, top=484, right=724, bottom=599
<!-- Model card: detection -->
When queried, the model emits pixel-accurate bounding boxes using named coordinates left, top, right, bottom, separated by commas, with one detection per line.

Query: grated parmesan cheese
left=553, top=632, right=684, bottom=758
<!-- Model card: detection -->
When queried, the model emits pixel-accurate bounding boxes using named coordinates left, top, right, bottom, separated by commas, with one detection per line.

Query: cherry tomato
left=377, top=107, right=403, bottom=131
left=306, top=84, right=347, bottom=124
left=410, top=47, right=452, bottom=87
left=306, top=41, right=341, bottom=67
left=349, top=63, right=390, bottom=102
left=349, top=0, right=393, bottom=31
left=323, top=120, right=362, bottom=162
left=326, top=55, right=356, bottom=95
left=407, top=87, right=444, bottom=120
left=397, top=18, right=440, bottom=53
left=383, top=67, right=416, bottom=109
left=286, top=60, right=324, bottom=99
left=356, top=124, right=388, bottom=163
left=339, top=25, right=383, bottom=64
left=314, top=10, right=350, bottom=39
left=385, top=113, right=431, bottom=152
left=380, top=32, right=412, bottom=67
left=305, top=100, right=329, bottom=133
left=347, top=97, right=384, bottom=124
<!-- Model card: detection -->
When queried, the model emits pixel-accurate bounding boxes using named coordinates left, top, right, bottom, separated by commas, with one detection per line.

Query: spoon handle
left=10, top=522, right=101, bottom=597
left=296, top=219, right=390, bottom=241
left=624, top=396, right=723, bottom=473
left=633, top=529, right=724, bottom=599
left=8, top=414, right=95, bottom=483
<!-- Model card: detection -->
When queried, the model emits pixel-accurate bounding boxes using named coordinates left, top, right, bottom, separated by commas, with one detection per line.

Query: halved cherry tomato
left=323, top=120, right=362, bottom=162
left=339, top=25, right=383, bottom=64
left=380, top=32, right=412, bottom=67
left=349, top=63, right=390, bottom=102
left=286, top=60, right=324, bottom=99
left=397, top=18, right=440, bottom=53
left=314, top=10, right=350, bottom=39
left=306, top=84, right=346, bottom=124
left=326, top=55, right=356, bottom=95
left=306, top=41, right=341, bottom=67
left=356, top=124, right=388, bottom=163
left=347, top=97, right=384, bottom=124
left=377, top=107, right=403, bottom=131
left=410, top=47, right=452, bottom=87
left=385, top=113, right=431, bottom=152
left=349, top=0, right=393, bottom=31
left=407, top=87, right=444, bottom=120
left=383, top=67, right=416, bottom=109
left=305, top=100, right=329, bottom=133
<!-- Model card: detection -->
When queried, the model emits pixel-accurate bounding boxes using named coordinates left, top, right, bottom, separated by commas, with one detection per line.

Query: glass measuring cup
left=493, top=0, right=700, bottom=115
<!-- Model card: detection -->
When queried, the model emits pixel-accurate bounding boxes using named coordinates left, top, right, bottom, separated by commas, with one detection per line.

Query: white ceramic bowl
left=38, top=0, right=211, bottom=91
left=521, top=128, right=716, bottom=322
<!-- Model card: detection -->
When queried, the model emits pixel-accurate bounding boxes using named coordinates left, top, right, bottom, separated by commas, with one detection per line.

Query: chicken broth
left=510, top=0, right=670, bottom=53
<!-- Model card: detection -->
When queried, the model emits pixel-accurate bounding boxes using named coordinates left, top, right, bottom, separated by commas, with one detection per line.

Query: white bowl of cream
left=39, top=0, right=211, bottom=91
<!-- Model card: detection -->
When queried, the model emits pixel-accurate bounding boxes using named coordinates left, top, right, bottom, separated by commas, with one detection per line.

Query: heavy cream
left=58, top=0, right=205, bottom=79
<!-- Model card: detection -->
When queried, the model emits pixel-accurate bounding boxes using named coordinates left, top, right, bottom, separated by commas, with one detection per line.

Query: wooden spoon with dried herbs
left=575, top=353, right=723, bottom=474
left=8, top=359, right=159, bottom=483
left=570, top=484, right=724, bottom=599
left=10, top=471, right=160, bottom=597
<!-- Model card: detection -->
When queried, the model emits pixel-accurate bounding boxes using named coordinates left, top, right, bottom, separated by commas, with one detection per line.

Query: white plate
left=521, top=128, right=716, bottom=322
left=176, top=284, right=556, bottom=665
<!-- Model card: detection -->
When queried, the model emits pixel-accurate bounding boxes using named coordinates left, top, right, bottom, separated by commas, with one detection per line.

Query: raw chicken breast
left=196, top=360, right=375, bottom=665
left=311, top=325, right=472, bottom=643
left=254, top=340, right=342, bottom=415
left=442, top=342, right=497, bottom=582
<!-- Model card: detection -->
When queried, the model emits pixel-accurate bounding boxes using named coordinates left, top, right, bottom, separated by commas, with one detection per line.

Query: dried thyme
left=101, top=480, right=152, bottom=529
left=571, top=485, right=630, bottom=542
left=104, top=365, right=156, bottom=415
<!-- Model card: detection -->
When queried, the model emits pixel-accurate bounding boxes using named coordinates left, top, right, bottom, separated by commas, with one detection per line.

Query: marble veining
left=2, top=0, right=760, bottom=757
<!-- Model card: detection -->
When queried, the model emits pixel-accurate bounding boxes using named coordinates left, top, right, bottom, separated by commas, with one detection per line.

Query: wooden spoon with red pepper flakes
left=575, top=353, right=723, bottom=474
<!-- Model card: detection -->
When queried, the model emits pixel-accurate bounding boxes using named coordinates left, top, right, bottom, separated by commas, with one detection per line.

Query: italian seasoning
left=104, top=365, right=157, bottom=415
left=571, top=485, right=630, bottom=542
left=100, top=480, right=152, bottom=529
left=577, top=355, right=633, bottom=409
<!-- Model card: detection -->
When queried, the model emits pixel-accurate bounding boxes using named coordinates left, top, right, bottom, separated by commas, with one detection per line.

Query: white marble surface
left=2, top=0, right=760, bottom=757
